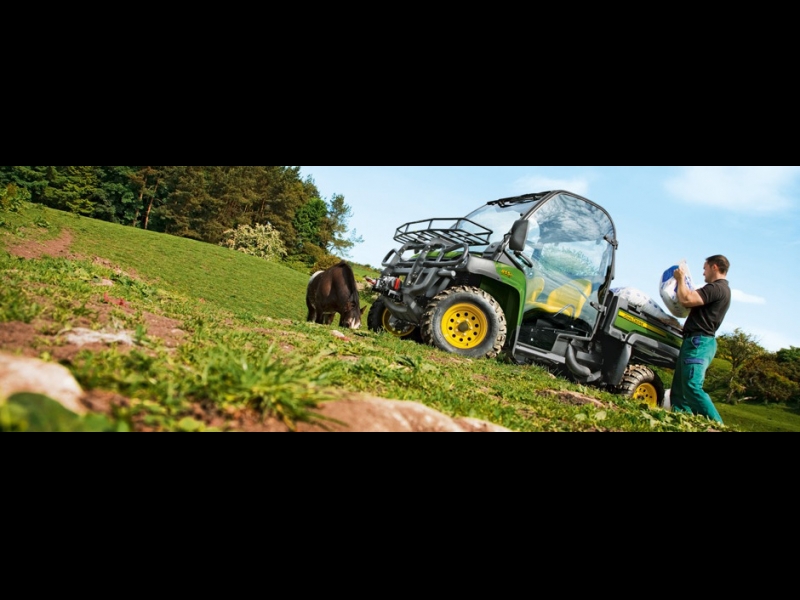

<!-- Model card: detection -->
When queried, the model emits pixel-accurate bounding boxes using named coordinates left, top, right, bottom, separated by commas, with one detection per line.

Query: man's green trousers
left=670, top=334, right=723, bottom=424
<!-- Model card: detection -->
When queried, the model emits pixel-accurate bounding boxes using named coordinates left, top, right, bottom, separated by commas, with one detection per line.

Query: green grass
left=716, top=401, right=800, bottom=432
left=66, top=213, right=314, bottom=322
left=1, top=202, right=796, bottom=432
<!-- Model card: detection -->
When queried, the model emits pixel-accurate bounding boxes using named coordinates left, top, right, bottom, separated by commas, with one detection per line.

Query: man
left=671, top=255, right=731, bottom=424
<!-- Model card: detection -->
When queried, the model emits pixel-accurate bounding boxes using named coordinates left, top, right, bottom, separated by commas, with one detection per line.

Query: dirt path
left=3, top=227, right=77, bottom=260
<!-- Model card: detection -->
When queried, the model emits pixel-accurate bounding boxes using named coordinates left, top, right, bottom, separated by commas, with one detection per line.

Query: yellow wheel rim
left=440, top=303, right=488, bottom=349
left=633, top=382, right=658, bottom=407
left=381, top=308, right=415, bottom=338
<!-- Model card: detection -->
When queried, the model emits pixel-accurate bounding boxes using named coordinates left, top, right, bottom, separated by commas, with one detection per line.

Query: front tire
left=367, top=297, right=420, bottom=341
left=420, top=286, right=506, bottom=359
left=616, top=364, right=665, bottom=408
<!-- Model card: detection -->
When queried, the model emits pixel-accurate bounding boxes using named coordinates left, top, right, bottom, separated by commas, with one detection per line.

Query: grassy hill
left=2, top=202, right=796, bottom=432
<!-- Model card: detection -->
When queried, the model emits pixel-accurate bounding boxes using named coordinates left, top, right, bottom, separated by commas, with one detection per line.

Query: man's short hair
left=706, top=255, right=730, bottom=275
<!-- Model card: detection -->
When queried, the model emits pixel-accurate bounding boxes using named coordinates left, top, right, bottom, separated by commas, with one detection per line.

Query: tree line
left=0, top=166, right=362, bottom=271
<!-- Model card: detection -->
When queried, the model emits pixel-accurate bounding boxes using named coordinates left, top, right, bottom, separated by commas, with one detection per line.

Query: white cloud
left=745, top=327, right=797, bottom=353
left=513, top=176, right=590, bottom=197
left=664, top=166, right=800, bottom=213
left=731, top=288, right=766, bottom=304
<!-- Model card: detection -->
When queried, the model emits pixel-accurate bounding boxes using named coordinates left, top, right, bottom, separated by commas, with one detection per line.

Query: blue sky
left=298, top=166, right=800, bottom=353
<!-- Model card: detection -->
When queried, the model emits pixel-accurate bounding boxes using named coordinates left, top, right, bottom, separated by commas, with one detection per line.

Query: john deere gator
left=367, top=190, right=682, bottom=407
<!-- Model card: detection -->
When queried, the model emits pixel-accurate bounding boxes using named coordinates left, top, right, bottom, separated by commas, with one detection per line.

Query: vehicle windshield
left=459, top=199, right=539, bottom=251
left=522, top=193, right=617, bottom=335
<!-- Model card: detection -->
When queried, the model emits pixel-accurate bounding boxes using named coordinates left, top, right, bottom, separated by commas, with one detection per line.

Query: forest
left=1, top=165, right=798, bottom=408
left=0, top=166, right=359, bottom=272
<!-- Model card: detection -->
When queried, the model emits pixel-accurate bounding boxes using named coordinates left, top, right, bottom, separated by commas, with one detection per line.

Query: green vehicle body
left=367, top=190, right=682, bottom=407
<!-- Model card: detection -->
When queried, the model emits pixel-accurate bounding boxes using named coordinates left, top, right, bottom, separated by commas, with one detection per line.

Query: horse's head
left=341, top=304, right=367, bottom=330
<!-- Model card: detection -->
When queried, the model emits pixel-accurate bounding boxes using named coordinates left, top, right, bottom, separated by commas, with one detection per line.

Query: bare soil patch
left=4, top=228, right=78, bottom=260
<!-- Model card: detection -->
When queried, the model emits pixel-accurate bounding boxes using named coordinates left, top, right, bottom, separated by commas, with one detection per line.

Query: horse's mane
left=333, top=262, right=360, bottom=304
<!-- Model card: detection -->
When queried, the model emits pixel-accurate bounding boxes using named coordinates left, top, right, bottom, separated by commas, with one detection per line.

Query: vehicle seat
left=528, top=279, right=593, bottom=319
left=527, top=276, right=546, bottom=305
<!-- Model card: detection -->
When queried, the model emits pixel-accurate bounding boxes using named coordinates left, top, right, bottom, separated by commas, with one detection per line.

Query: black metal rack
left=393, top=218, right=492, bottom=247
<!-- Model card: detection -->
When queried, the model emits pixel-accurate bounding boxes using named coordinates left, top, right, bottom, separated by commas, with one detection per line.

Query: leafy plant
left=0, top=287, right=42, bottom=323
left=0, top=183, right=30, bottom=213
left=312, top=253, right=343, bottom=273
left=219, top=223, right=287, bottom=261
left=0, top=392, right=128, bottom=432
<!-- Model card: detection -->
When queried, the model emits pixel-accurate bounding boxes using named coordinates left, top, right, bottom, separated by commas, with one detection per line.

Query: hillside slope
left=0, top=204, right=731, bottom=432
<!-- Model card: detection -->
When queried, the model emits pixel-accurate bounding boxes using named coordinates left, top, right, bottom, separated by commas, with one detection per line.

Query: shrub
left=312, top=254, right=344, bottom=273
left=0, top=184, right=31, bottom=213
left=219, top=223, right=287, bottom=261
left=742, top=354, right=800, bottom=404
left=298, top=243, right=326, bottom=270
left=282, top=259, right=314, bottom=274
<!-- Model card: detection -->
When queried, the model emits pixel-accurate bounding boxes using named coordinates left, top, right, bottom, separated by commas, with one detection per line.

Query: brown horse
left=306, top=262, right=366, bottom=329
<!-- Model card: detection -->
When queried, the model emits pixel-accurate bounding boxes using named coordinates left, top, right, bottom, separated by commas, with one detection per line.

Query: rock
left=296, top=397, right=511, bottom=432
left=58, top=327, right=134, bottom=347
left=0, top=352, right=86, bottom=415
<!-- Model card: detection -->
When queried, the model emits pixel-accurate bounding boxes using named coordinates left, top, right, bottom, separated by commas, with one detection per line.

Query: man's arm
left=675, top=267, right=704, bottom=308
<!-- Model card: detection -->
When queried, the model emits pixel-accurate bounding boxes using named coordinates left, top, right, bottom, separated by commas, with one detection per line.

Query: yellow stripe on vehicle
left=618, top=311, right=668, bottom=337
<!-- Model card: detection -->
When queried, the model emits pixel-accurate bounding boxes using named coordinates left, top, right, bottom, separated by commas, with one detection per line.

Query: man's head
left=703, top=255, right=730, bottom=283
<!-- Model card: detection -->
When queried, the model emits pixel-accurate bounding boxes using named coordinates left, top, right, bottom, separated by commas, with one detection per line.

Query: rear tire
left=616, top=364, right=665, bottom=408
left=420, top=285, right=506, bottom=359
left=367, top=297, right=421, bottom=341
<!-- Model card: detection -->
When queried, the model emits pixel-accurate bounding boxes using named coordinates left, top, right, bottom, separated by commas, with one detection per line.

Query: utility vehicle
left=367, top=190, right=682, bottom=407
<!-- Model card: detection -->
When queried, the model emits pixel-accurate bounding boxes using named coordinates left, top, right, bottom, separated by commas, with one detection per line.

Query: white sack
left=659, top=260, right=694, bottom=318
left=611, top=287, right=681, bottom=327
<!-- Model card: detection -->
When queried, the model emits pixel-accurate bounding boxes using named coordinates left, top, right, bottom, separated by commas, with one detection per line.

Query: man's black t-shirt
left=683, top=279, right=731, bottom=337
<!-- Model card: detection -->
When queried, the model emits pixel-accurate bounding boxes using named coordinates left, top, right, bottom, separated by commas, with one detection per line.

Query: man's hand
left=674, top=265, right=685, bottom=284
left=675, top=264, right=704, bottom=308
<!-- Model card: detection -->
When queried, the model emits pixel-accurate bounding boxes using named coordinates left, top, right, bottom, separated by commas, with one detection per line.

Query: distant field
left=717, top=401, right=800, bottom=432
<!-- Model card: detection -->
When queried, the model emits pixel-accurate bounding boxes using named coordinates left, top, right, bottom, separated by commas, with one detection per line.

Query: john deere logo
left=501, top=269, right=512, bottom=278
left=619, top=311, right=667, bottom=337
